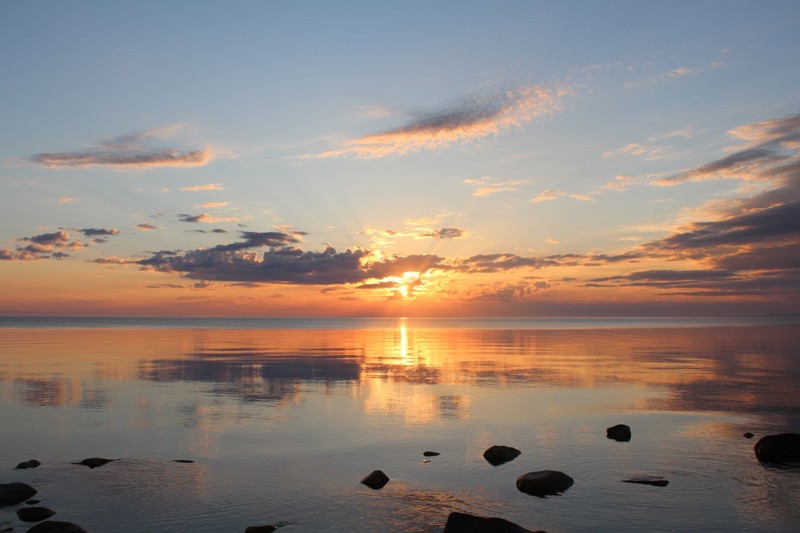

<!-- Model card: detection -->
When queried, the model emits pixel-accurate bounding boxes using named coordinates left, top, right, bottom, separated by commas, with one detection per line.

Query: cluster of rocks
left=5, top=429, right=797, bottom=532
left=0, top=478, right=85, bottom=533
left=3, top=456, right=197, bottom=532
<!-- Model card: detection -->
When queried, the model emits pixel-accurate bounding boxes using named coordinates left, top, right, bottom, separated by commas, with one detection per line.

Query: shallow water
left=1, top=320, right=799, bottom=532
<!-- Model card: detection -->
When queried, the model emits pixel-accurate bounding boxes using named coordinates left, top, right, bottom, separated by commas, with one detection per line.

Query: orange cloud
left=182, top=183, right=224, bottom=191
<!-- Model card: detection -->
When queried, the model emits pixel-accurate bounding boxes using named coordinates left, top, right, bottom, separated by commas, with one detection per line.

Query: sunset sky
left=2, top=1, right=799, bottom=317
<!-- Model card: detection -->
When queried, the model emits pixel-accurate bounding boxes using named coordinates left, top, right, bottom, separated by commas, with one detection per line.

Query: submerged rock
left=754, top=433, right=800, bottom=463
left=516, top=470, right=574, bottom=497
left=14, top=459, right=41, bottom=470
left=72, top=457, right=115, bottom=469
left=26, top=521, right=88, bottom=533
left=361, top=469, right=390, bottom=490
left=173, top=459, right=195, bottom=463
left=423, top=451, right=440, bottom=457
left=606, top=424, right=631, bottom=442
left=443, top=511, right=541, bottom=533
left=0, top=482, right=37, bottom=506
left=483, top=445, right=521, bottom=466
left=622, top=476, right=669, bottom=487
left=244, top=526, right=277, bottom=533
left=17, top=506, right=56, bottom=522
left=743, top=432, right=755, bottom=439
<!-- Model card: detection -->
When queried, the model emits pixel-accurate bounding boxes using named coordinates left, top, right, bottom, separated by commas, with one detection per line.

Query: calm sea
left=1, top=317, right=799, bottom=532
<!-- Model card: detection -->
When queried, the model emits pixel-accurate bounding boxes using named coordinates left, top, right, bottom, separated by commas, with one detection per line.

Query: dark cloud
left=79, top=228, right=119, bottom=237
left=210, top=231, right=302, bottom=252
left=179, top=214, right=209, bottom=223
left=450, top=253, right=572, bottom=273
left=28, top=126, right=212, bottom=169
left=91, top=257, right=132, bottom=265
left=136, top=223, right=159, bottom=231
left=1, top=249, right=16, bottom=260
left=422, top=227, right=466, bottom=239
left=24, top=231, right=70, bottom=246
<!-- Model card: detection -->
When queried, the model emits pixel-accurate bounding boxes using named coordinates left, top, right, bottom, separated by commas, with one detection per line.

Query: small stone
left=516, top=470, right=574, bottom=497
left=622, top=476, right=669, bottom=487
left=743, top=432, right=755, bottom=439
left=361, top=469, right=390, bottom=490
left=17, top=506, right=57, bottom=523
left=244, top=526, right=277, bottom=533
left=14, top=459, right=41, bottom=470
left=26, top=521, right=88, bottom=533
left=72, top=457, right=115, bottom=469
left=0, top=482, right=37, bottom=506
left=606, top=424, right=632, bottom=442
left=173, top=459, right=195, bottom=463
left=423, top=451, right=440, bottom=457
left=483, top=445, right=521, bottom=466
left=422, top=459, right=431, bottom=463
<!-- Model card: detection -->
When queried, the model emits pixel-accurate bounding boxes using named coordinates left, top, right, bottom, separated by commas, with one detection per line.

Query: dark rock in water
left=244, top=526, right=277, bottom=533
left=743, top=432, right=755, bottom=439
left=622, top=476, right=669, bottom=487
left=443, top=511, right=541, bottom=533
left=26, top=500, right=43, bottom=505
left=361, top=469, right=390, bottom=490
left=14, top=459, right=41, bottom=470
left=754, top=433, right=800, bottom=463
left=483, top=445, right=521, bottom=466
left=0, top=482, right=37, bottom=506
left=423, top=451, right=440, bottom=457
left=173, top=459, right=195, bottom=463
left=26, top=521, right=88, bottom=533
left=72, top=457, right=115, bottom=469
left=17, top=506, right=56, bottom=522
left=606, top=424, right=631, bottom=442
left=516, top=470, right=574, bottom=497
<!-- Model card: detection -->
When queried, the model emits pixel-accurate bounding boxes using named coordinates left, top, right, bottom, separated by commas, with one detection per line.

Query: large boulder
left=17, top=506, right=56, bottom=522
left=443, top=511, right=541, bottom=533
left=754, top=433, right=800, bottom=463
left=483, top=445, right=521, bottom=466
left=606, top=424, right=631, bottom=442
left=361, top=469, right=390, bottom=490
left=0, top=482, right=37, bottom=506
left=25, top=521, right=87, bottom=533
left=516, top=470, right=574, bottom=497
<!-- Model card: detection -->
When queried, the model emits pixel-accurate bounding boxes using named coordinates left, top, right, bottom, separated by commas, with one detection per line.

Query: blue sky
left=2, top=1, right=799, bottom=316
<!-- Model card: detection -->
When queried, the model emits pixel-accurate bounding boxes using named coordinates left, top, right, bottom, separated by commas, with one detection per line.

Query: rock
left=0, top=482, right=37, bottom=506
left=26, top=521, right=88, bottom=533
left=483, top=445, right=521, bottom=466
left=72, top=457, right=115, bottom=469
left=26, top=500, right=43, bottom=505
left=754, top=433, right=800, bottom=463
left=743, top=432, right=755, bottom=439
left=17, top=506, right=57, bottom=522
left=361, top=469, right=390, bottom=490
left=606, top=424, right=631, bottom=442
left=516, top=470, right=574, bottom=497
left=173, top=459, right=195, bottom=463
left=14, top=459, right=41, bottom=470
left=621, top=476, right=669, bottom=487
left=244, top=526, right=277, bottom=533
left=443, top=511, right=541, bottom=533
left=423, top=451, right=440, bottom=457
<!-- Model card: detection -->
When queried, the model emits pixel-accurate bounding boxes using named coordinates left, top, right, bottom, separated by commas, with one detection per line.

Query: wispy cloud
left=28, top=125, right=212, bottom=170
left=530, top=189, right=565, bottom=203
left=603, top=142, right=668, bottom=160
left=310, top=85, right=567, bottom=159
left=420, top=227, right=467, bottom=239
left=464, top=177, right=529, bottom=197
left=197, top=202, right=229, bottom=208
left=136, top=223, right=159, bottom=231
left=182, top=183, right=224, bottom=192
left=178, top=213, right=239, bottom=224
left=57, top=197, right=77, bottom=204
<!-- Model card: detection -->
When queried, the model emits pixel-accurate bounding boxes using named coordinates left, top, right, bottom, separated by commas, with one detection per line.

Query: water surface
left=1, top=319, right=799, bottom=531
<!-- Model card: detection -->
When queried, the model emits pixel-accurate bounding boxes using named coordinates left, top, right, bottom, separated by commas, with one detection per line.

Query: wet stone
left=483, top=445, right=521, bottom=466
left=361, top=469, right=390, bottom=490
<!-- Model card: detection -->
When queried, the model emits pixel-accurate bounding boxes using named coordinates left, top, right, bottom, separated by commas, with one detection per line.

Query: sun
left=396, top=271, right=420, bottom=299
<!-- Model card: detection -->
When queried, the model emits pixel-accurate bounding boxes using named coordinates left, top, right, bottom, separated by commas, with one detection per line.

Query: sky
left=1, top=0, right=799, bottom=317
